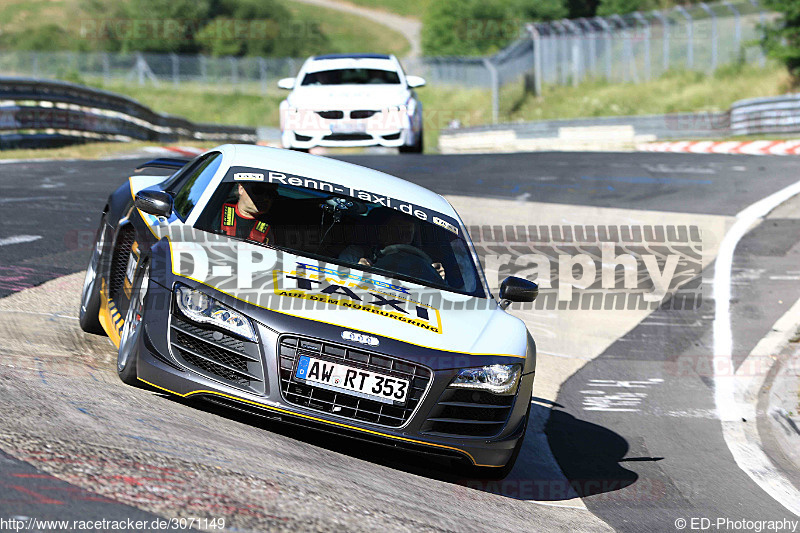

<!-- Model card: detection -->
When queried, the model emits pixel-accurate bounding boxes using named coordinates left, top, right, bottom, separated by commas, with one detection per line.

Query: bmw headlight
left=175, top=285, right=256, bottom=342
left=385, top=105, right=407, bottom=114
left=450, top=364, right=521, bottom=395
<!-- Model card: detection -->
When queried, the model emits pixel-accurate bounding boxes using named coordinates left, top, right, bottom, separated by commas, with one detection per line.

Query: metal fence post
left=723, top=1, right=742, bottom=56
left=651, top=10, right=669, bottom=74
left=699, top=3, right=718, bottom=72
left=675, top=6, right=694, bottom=69
left=562, top=19, right=581, bottom=86
left=552, top=21, right=569, bottom=85
left=577, top=19, right=597, bottom=77
left=610, top=15, right=636, bottom=82
left=634, top=12, right=651, bottom=81
left=230, top=56, right=238, bottom=85
left=750, top=0, right=766, bottom=67
left=259, top=57, right=268, bottom=94
left=483, top=57, right=499, bottom=124
left=595, top=17, right=613, bottom=81
left=526, top=24, right=543, bottom=97
left=171, top=53, right=179, bottom=85
left=136, top=52, right=145, bottom=85
left=102, top=52, right=110, bottom=82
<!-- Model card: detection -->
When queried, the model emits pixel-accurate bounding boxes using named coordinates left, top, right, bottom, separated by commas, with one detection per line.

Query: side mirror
left=277, top=77, right=296, bottom=90
left=499, top=276, right=538, bottom=309
left=406, top=75, right=426, bottom=88
left=134, top=190, right=173, bottom=218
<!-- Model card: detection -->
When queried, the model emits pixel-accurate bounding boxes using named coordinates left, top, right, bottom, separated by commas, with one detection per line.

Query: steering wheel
left=380, top=244, right=433, bottom=264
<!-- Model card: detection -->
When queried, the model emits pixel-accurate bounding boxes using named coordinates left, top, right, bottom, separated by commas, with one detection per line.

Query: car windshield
left=301, top=68, right=401, bottom=86
left=195, top=177, right=485, bottom=298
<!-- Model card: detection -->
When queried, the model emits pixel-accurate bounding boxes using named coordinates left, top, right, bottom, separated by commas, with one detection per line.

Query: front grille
left=316, top=110, right=344, bottom=119
left=382, top=132, right=401, bottom=140
left=421, top=389, right=514, bottom=438
left=278, top=335, right=431, bottom=427
left=322, top=133, right=372, bottom=141
left=170, top=315, right=265, bottom=394
left=108, top=224, right=135, bottom=301
left=350, top=110, right=377, bottom=119
left=294, top=133, right=312, bottom=142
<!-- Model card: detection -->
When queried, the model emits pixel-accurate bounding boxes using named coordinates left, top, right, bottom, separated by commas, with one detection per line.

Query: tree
left=762, top=0, right=800, bottom=78
left=197, top=0, right=327, bottom=57
left=596, top=0, right=657, bottom=17
left=423, top=0, right=515, bottom=56
left=422, top=0, right=567, bottom=56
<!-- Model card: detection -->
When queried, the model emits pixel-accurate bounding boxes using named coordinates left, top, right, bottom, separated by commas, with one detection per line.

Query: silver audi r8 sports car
left=79, top=145, right=538, bottom=477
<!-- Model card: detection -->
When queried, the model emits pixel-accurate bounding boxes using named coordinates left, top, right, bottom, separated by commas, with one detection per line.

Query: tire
left=399, top=128, right=423, bottom=154
left=290, top=147, right=310, bottom=153
left=79, top=214, right=107, bottom=335
left=462, top=402, right=530, bottom=480
left=117, top=261, right=149, bottom=386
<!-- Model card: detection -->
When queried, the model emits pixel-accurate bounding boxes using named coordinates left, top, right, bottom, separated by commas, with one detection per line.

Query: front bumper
left=282, top=129, right=409, bottom=149
left=137, top=282, right=533, bottom=468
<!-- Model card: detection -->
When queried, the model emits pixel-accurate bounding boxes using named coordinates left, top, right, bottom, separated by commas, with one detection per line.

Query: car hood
left=161, top=235, right=527, bottom=361
left=287, top=85, right=410, bottom=111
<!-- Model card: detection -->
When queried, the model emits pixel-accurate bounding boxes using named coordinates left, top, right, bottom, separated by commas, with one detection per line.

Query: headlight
left=385, top=105, right=407, bottom=114
left=175, top=285, right=257, bottom=342
left=450, top=364, right=521, bottom=395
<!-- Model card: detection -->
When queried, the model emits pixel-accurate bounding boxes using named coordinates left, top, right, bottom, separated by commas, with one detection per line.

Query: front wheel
left=399, top=129, right=423, bottom=154
left=79, top=214, right=107, bottom=335
left=117, top=261, right=149, bottom=386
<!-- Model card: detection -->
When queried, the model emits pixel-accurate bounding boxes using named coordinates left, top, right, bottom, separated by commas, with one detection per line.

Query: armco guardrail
left=730, top=94, right=800, bottom=136
left=439, top=94, right=800, bottom=153
left=0, top=77, right=256, bottom=149
left=438, top=112, right=730, bottom=153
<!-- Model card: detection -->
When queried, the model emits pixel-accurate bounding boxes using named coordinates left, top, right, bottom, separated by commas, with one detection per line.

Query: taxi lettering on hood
left=273, top=263, right=442, bottom=334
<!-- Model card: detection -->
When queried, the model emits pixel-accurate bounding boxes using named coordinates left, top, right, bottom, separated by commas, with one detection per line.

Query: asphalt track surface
left=0, top=152, right=799, bottom=531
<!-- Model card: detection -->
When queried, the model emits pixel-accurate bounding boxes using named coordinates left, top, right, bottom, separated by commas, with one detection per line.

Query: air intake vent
left=170, top=315, right=265, bottom=394
left=108, top=224, right=135, bottom=302
left=315, top=110, right=344, bottom=119
left=421, top=389, right=514, bottom=438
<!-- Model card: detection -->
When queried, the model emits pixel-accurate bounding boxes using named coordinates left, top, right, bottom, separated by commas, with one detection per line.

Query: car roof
left=314, top=53, right=392, bottom=60
left=211, top=145, right=455, bottom=217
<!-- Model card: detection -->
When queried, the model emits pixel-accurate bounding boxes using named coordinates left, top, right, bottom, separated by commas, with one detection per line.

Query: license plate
left=331, top=122, right=366, bottom=134
left=295, top=355, right=409, bottom=404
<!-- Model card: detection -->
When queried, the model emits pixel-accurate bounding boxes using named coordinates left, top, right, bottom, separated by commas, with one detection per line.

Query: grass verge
left=286, top=2, right=410, bottom=57
left=0, top=141, right=217, bottom=161
left=5, top=62, right=792, bottom=156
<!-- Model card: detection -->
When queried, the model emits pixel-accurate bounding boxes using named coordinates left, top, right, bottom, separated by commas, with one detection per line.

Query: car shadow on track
left=166, top=395, right=638, bottom=503
left=451, top=403, right=640, bottom=501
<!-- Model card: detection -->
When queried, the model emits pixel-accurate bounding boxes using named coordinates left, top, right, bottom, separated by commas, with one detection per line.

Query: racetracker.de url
left=0, top=516, right=225, bottom=531
left=674, top=517, right=798, bottom=532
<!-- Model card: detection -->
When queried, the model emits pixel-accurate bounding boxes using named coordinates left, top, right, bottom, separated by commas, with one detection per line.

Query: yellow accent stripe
left=136, top=377, right=499, bottom=467
left=129, top=178, right=524, bottom=360
left=98, top=279, right=122, bottom=348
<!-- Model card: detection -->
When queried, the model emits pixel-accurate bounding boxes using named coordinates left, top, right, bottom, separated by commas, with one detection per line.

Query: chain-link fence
left=526, top=0, right=770, bottom=94
left=0, top=51, right=301, bottom=93
left=0, top=0, right=773, bottom=124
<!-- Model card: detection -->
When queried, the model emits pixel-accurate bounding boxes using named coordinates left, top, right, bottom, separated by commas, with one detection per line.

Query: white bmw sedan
left=278, top=54, right=425, bottom=153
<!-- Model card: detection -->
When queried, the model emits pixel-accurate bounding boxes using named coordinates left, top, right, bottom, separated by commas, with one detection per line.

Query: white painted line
left=0, top=309, right=77, bottom=320
left=768, top=275, right=800, bottom=281
left=713, top=178, right=800, bottom=517
left=0, top=196, right=67, bottom=204
left=0, top=235, right=42, bottom=246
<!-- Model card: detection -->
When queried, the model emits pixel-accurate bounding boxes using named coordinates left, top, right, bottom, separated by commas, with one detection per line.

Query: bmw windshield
left=301, top=68, right=401, bottom=85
